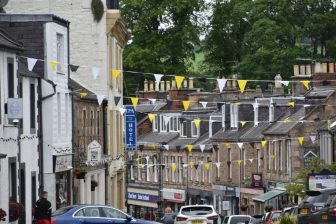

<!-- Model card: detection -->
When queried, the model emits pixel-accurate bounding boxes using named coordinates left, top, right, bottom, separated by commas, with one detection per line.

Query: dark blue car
left=51, top=205, right=160, bottom=224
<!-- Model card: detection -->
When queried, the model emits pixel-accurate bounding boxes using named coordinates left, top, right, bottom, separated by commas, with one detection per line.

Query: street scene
left=0, top=0, right=336, bottom=224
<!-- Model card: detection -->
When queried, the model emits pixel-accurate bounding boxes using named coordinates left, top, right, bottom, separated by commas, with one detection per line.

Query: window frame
left=56, top=33, right=64, bottom=74
left=191, top=120, right=200, bottom=137
left=180, top=121, right=187, bottom=137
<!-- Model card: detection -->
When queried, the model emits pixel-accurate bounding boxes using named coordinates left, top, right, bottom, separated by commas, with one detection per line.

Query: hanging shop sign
left=54, top=154, right=72, bottom=173
left=125, top=105, right=137, bottom=151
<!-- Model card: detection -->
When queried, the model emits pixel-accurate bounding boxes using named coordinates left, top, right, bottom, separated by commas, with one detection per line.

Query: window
left=82, top=109, right=86, bottom=136
left=97, top=110, right=100, bottom=136
left=30, top=84, right=36, bottom=129
left=7, top=57, right=14, bottom=98
left=268, top=142, right=271, bottom=170
left=208, top=157, right=211, bottom=184
left=146, top=157, right=150, bottom=182
left=153, top=116, right=159, bottom=132
left=56, top=33, right=64, bottom=73
left=181, top=121, right=187, bottom=137
left=65, top=93, right=69, bottom=134
left=178, top=156, right=182, bottom=183
left=230, top=104, right=238, bottom=129
left=216, top=150, right=220, bottom=179
left=57, top=93, right=61, bottom=136
left=257, top=149, right=261, bottom=173
left=279, top=141, right=283, bottom=171
left=9, top=160, right=17, bottom=200
left=274, top=141, right=277, bottom=171
left=221, top=104, right=226, bottom=129
left=171, top=157, right=175, bottom=182
left=286, top=140, right=291, bottom=174
left=137, top=156, right=142, bottom=181
left=130, top=155, right=134, bottom=180
left=106, top=0, right=119, bottom=9
left=191, top=121, right=200, bottom=137
left=154, top=157, right=158, bottom=182
left=102, top=207, right=128, bottom=219
left=242, top=148, right=246, bottom=180
left=201, top=157, right=205, bottom=183
left=164, top=156, right=169, bottom=182
left=75, top=207, right=101, bottom=217
left=196, top=157, right=199, bottom=182
left=170, top=116, right=179, bottom=132
left=254, top=104, right=259, bottom=126
left=160, top=115, right=168, bottom=132
left=228, top=149, right=232, bottom=179
left=189, top=156, right=193, bottom=181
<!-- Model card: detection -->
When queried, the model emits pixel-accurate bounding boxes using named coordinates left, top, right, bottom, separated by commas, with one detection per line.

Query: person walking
left=34, top=191, right=52, bottom=224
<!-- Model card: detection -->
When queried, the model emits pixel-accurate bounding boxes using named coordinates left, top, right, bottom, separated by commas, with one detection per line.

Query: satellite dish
left=0, top=0, right=9, bottom=8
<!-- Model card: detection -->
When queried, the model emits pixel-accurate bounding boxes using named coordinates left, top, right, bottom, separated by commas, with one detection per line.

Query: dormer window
left=191, top=120, right=200, bottom=137
left=180, top=121, right=187, bottom=137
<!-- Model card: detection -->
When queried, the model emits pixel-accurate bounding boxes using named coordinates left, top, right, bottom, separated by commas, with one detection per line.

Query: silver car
left=174, top=205, right=218, bottom=224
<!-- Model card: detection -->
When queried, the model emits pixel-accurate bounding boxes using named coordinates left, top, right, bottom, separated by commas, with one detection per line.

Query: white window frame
left=230, top=103, right=239, bottom=129
left=222, top=104, right=226, bottom=129
left=153, top=116, right=159, bottom=132
left=160, top=115, right=168, bottom=132
left=279, top=141, right=283, bottom=171
left=56, top=33, right=64, bottom=73
left=171, top=156, right=175, bottom=182
left=180, top=121, right=187, bottom=137
left=216, top=150, right=220, bottom=179
left=146, top=157, right=150, bottom=181
left=191, top=121, right=200, bottom=137
left=257, top=149, right=261, bottom=173
left=169, top=115, right=180, bottom=132
left=164, top=156, right=169, bottom=182
left=286, top=140, right=291, bottom=174
left=137, top=156, right=142, bottom=181
left=154, top=157, right=158, bottom=182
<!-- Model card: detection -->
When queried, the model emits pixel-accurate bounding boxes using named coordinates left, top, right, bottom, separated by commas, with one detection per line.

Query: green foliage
left=91, top=0, right=104, bottom=22
left=274, top=215, right=297, bottom=224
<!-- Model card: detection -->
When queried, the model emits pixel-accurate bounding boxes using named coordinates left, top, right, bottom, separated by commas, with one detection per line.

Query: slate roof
left=18, top=61, right=40, bottom=78
left=211, top=122, right=254, bottom=141
left=69, top=78, right=100, bottom=101
left=319, top=116, right=336, bottom=132
left=240, top=123, right=270, bottom=141
left=0, top=29, right=23, bottom=51
left=136, top=103, right=167, bottom=113
left=138, top=132, right=179, bottom=144
left=263, top=107, right=306, bottom=135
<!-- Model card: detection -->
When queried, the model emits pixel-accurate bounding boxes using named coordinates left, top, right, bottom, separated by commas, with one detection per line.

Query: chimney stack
left=274, top=74, right=282, bottom=88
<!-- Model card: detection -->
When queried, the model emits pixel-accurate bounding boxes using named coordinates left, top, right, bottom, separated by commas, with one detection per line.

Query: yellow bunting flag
left=148, top=113, right=155, bottom=123
left=138, top=164, right=144, bottom=168
left=288, top=102, right=295, bottom=107
left=238, top=80, right=248, bottom=93
left=298, top=137, right=304, bottom=145
left=175, top=76, right=185, bottom=89
left=171, top=163, right=177, bottom=172
left=283, top=119, right=293, bottom=123
left=112, top=70, right=122, bottom=79
left=50, top=60, right=58, bottom=70
left=194, top=119, right=201, bottom=128
left=300, top=80, right=310, bottom=90
left=261, top=140, right=267, bottom=148
left=135, top=158, right=141, bottom=162
left=151, top=144, right=156, bottom=149
left=187, top=145, right=193, bottom=152
left=131, top=97, right=139, bottom=109
left=328, top=119, right=331, bottom=129
left=189, top=161, right=195, bottom=168
left=234, top=102, right=241, bottom=106
left=271, top=155, right=275, bottom=160
left=80, top=92, right=88, bottom=98
left=237, top=160, right=242, bottom=166
left=225, top=142, right=230, bottom=147
left=240, top=121, right=247, bottom=127
left=182, top=101, right=190, bottom=110
left=205, top=163, right=210, bottom=170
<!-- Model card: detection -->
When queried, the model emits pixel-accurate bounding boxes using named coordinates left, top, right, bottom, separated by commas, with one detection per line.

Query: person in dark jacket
left=34, top=191, right=52, bottom=224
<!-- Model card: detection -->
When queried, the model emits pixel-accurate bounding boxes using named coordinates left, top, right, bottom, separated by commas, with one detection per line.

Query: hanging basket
left=76, top=172, right=86, bottom=179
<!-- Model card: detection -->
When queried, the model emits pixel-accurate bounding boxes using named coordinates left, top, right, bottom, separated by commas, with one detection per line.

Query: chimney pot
left=274, top=74, right=282, bottom=88
left=144, top=79, right=148, bottom=91
left=293, top=65, right=299, bottom=76
left=166, top=81, right=171, bottom=91
left=189, top=78, right=194, bottom=89
left=160, top=81, right=165, bottom=91
left=183, top=79, right=188, bottom=88
left=149, top=81, right=154, bottom=91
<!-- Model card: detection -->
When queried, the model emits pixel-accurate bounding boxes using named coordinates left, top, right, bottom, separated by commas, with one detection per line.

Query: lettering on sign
left=54, top=155, right=72, bottom=173
left=127, top=192, right=158, bottom=203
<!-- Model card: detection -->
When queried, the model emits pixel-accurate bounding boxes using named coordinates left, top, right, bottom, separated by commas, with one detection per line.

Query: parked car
left=264, top=210, right=281, bottom=224
left=51, top=205, right=160, bottom=224
left=297, top=187, right=336, bottom=224
left=223, top=215, right=258, bottom=224
left=307, top=192, right=336, bottom=224
left=281, top=206, right=298, bottom=217
left=251, top=214, right=263, bottom=224
left=174, top=205, right=218, bottom=224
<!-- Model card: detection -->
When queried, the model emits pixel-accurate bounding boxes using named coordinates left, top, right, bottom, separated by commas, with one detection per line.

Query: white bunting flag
left=237, top=142, right=243, bottom=149
left=119, top=108, right=126, bottom=115
left=149, top=98, right=156, bottom=104
left=310, top=135, right=316, bottom=143
left=154, top=74, right=164, bottom=87
left=280, top=81, right=290, bottom=86
left=303, top=104, right=311, bottom=108
left=200, top=144, right=205, bottom=152
left=91, top=67, right=100, bottom=79
left=97, top=95, right=105, bottom=106
left=200, top=101, right=208, bottom=108
left=27, top=58, right=38, bottom=71
left=217, top=79, right=227, bottom=92
left=163, top=145, right=169, bottom=151
left=215, top=162, right=221, bottom=169
left=248, top=159, right=254, bottom=163
left=163, top=116, right=170, bottom=126
left=145, top=156, right=150, bottom=163
left=200, top=161, right=204, bottom=165
left=183, top=164, right=188, bottom=168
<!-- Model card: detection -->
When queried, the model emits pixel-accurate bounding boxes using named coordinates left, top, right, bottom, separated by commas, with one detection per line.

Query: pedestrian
left=34, top=191, right=52, bottom=224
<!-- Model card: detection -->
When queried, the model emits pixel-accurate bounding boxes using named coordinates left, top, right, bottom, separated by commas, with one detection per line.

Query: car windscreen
left=229, top=216, right=251, bottom=223
left=52, top=206, right=75, bottom=216
left=181, top=206, right=213, bottom=216
left=271, top=213, right=281, bottom=220
left=303, top=193, right=329, bottom=204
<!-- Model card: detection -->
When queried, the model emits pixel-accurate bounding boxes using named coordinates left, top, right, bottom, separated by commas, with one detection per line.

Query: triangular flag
left=240, top=121, right=247, bottom=127
left=199, top=145, right=205, bottom=152
left=154, top=74, right=164, bottom=87
left=175, top=76, right=185, bottom=89
left=148, top=113, right=155, bottom=123
left=50, top=60, right=58, bottom=70
left=234, top=102, right=241, bottom=106
left=163, top=145, right=169, bottom=151
left=171, top=163, right=177, bottom=172
left=237, top=160, right=242, bottom=166
left=183, top=101, right=190, bottom=110
left=194, top=164, right=199, bottom=169
left=310, top=135, right=316, bottom=143
left=27, top=58, right=37, bottom=71
left=300, top=80, right=310, bottom=90
left=97, top=95, right=105, bottom=106
left=328, top=119, right=331, bottom=129
left=114, top=96, right=121, bottom=106
left=217, top=79, right=227, bottom=92
left=187, top=145, right=193, bottom=152
left=119, top=108, right=126, bottom=115
left=149, top=99, right=156, bottom=104
left=237, top=142, right=243, bottom=149
left=205, top=163, right=210, bottom=170
left=280, top=81, right=290, bottom=86
left=194, top=119, right=201, bottom=128
left=163, top=116, right=170, bottom=126
left=189, top=161, right=195, bottom=168
left=261, top=140, right=267, bottom=148
left=112, top=70, right=122, bottom=79
left=92, top=67, right=100, bottom=79
left=238, top=80, right=248, bottom=93
left=200, top=161, right=204, bottom=165
left=271, top=155, right=275, bottom=160
left=225, top=143, right=230, bottom=147
left=69, top=64, right=79, bottom=72
left=215, top=162, right=221, bottom=169
left=298, top=137, right=304, bottom=145
left=131, top=97, right=139, bottom=109
left=80, top=92, right=87, bottom=98
left=200, top=101, right=207, bottom=108
left=248, top=159, right=254, bottom=163
left=283, top=119, right=293, bottom=123
left=288, top=102, right=295, bottom=107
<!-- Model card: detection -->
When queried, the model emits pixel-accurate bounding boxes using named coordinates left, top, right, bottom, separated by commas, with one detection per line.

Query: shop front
left=187, top=188, right=213, bottom=205
left=127, top=187, right=159, bottom=221
left=240, top=188, right=264, bottom=215
left=54, top=154, right=72, bottom=209
left=212, top=185, right=239, bottom=218
left=162, top=188, right=186, bottom=213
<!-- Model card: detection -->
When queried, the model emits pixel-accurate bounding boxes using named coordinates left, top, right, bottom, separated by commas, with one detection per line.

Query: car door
left=73, top=206, right=109, bottom=224
left=101, top=207, right=132, bottom=223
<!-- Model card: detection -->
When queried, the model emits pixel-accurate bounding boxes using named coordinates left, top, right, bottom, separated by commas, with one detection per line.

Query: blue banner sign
left=125, top=105, right=137, bottom=151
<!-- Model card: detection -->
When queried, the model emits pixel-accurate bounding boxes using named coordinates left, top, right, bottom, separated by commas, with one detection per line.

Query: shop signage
left=125, top=106, right=137, bottom=151
left=162, top=188, right=185, bottom=201
left=54, top=154, right=72, bottom=173
left=212, top=185, right=226, bottom=191
left=127, top=192, right=158, bottom=203
left=251, top=173, right=263, bottom=188
left=222, top=201, right=230, bottom=211
left=7, top=98, right=23, bottom=119
left=87, top=140, right=102, bottom=163
left=308, top=170, right=336, bottom=190
left=240, top=188, right=264, bottom=195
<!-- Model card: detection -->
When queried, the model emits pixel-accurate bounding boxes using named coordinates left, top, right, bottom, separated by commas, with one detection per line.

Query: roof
left=240, top=123, right=270, bottom=141
left=0, top=29, right=23, bottom=51
left=138, top=132, right=179, bottom=144
left=136, top=103, right=167, bottom=113
left=263, top=107, right=305, bottom=135
left=0, top=14, right=69, bottom=26
left=253, top=189, right=285, bottom=202
left=211, top=123, right=253, bottom=141
left=18, top=61, right=40, bottom=78
left=319, top=116, right=336, bottom=132
left=69, top=79, right=100, bottom=101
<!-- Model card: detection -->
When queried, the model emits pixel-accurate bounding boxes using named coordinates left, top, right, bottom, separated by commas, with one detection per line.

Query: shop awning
left=252, top=189, right=284, bottom=202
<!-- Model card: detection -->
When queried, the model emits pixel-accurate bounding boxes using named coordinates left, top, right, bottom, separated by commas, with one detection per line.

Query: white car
left=174, top=205, right=218, bottom=224
left=223, top=215, right=256, bottom=224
